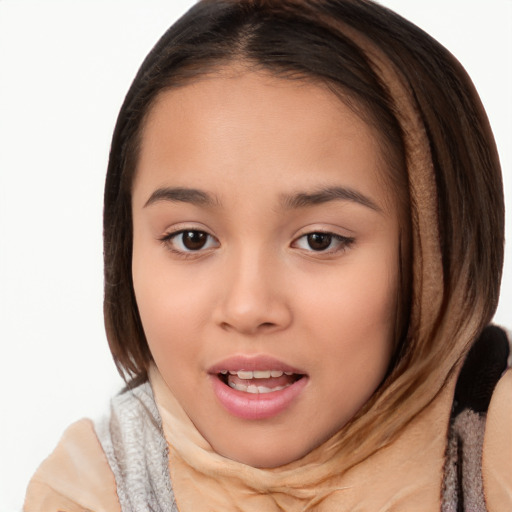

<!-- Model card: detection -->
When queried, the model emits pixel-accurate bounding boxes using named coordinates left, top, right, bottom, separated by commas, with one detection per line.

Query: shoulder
left=24, top=418, right=121, bottom=512
left=483, top=368, right=512, bottom=512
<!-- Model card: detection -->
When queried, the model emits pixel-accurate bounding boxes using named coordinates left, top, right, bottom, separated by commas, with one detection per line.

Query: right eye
left=161, top=229, right=219, bottom=253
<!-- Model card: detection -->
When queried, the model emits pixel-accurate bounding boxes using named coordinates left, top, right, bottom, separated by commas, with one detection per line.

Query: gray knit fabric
left=94, top=382, right=178, bottom=512
left=441, top=410, right=487, bottom=512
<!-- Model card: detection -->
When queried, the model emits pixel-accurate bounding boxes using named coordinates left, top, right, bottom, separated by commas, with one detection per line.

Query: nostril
left=220, top=321, right=232, bottom=331
left=219, top=320, right=277, bottom=333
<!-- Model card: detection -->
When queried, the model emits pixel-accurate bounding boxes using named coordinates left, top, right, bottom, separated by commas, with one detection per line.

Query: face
left=131, top=69, right=401, bottom=468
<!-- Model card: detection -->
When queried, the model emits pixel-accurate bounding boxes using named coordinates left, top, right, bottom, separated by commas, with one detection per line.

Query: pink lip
left=208, top=354, right=305, bottom=374
left=208, top=355, right=308, bottom=420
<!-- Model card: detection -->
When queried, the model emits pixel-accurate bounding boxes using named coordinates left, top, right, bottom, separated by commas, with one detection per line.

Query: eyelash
left=159, top=229, right=219, bottom=257
left=292, top=232, right=355, bottom=254
left=159, top=229, right=355, bottom=257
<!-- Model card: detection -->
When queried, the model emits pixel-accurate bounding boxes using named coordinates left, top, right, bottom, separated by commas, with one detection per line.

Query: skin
left=131, top=68, right=401, bottom=468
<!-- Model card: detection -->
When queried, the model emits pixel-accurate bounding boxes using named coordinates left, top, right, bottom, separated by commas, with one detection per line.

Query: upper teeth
left=219, top=370, right=294, bottom=379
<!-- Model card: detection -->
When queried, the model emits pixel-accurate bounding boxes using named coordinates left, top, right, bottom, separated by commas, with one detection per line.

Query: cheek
left=131, top=239, right=213, bottom=370
left=300, top=244, right=399, bottom=381
left=304, top=250, right=398, bottom=332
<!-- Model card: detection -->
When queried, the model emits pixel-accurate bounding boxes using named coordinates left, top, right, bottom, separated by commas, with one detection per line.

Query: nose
left=214, top=250, right=292, bottom=335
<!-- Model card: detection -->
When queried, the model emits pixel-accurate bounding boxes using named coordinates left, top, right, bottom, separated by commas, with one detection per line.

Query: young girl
left=24, top=0, right=511, bottom=510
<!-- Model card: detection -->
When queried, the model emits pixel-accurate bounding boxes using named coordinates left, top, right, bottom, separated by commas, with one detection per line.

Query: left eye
left=163, top=230, right=219, bottom=252
left=293, top=232, right=353, bottom=252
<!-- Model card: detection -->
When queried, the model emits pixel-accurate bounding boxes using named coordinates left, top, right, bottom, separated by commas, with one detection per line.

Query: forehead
left=142, top=68, right=376, bottom=150
left=133, top=69, right=394, bottom=212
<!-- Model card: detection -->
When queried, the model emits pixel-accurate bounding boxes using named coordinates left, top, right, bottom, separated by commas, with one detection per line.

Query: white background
left=0, top=1, right=510, bottom=510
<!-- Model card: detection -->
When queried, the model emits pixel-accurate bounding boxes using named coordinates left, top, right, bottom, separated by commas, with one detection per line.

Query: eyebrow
left=280, top=186, right=382, bottom=212
left=143, top=185, right=381, bottom=212
left=144, top=187, right=219, bottom=208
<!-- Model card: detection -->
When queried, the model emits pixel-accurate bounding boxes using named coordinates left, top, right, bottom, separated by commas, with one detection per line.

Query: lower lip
left=210, top=375, right=308, bottom=420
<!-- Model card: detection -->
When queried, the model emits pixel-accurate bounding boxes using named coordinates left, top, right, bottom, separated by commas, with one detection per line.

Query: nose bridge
left=217, top=242, right=290, bottom=334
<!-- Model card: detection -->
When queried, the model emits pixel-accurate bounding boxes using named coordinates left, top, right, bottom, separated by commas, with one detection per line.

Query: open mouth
left=217, top=369, right=304, bottom=394
left=209, top=359, right=308, bottom=419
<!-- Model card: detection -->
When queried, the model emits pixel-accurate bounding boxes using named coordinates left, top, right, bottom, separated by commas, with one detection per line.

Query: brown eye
left=181, top=230, right=208, bottom=250
left=162, top=229, right=219, bottom=253
left=307, top=233, right=332, bottom=251
left=292, top=231, right=354, bottom=254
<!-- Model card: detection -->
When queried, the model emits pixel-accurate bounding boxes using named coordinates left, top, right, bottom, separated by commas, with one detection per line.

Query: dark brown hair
left=104, top=0, right=503, bottom=402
